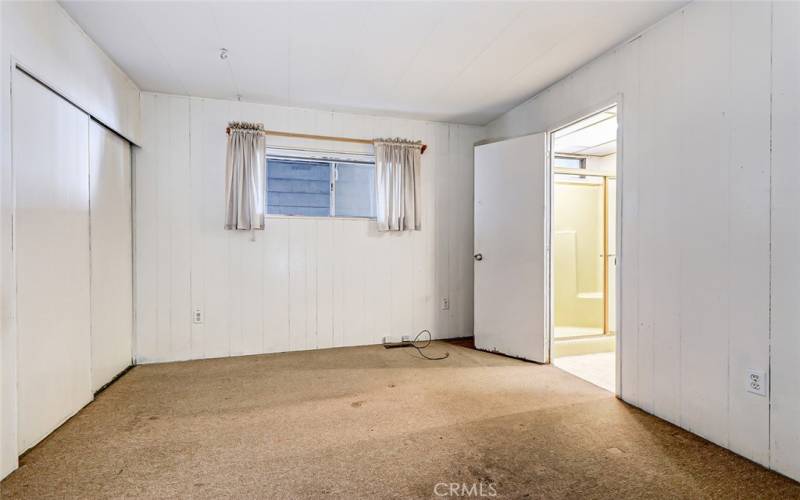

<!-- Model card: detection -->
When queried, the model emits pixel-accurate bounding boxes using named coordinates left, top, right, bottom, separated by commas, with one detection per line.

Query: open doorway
left=549, top=105, right=618, bottom=392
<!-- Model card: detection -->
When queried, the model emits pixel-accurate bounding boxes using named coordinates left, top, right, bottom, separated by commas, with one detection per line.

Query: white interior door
left=89, top=120, right=133, bottom=392
left=14, top=70, right=93, bottom=453
left=474, top=133, right=548, bottom=362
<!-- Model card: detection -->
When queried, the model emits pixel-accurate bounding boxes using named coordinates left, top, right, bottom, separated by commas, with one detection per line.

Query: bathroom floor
left=553, top=352, right=615, bottom=392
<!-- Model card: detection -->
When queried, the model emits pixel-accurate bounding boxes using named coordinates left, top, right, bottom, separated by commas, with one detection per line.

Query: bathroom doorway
left=549, top=105, right=618, bottom=392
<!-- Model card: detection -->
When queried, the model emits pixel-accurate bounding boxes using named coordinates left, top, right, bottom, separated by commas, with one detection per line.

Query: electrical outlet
left=192, top=305, right=203, bottom=324
left=746, top=369, right=767, bottom=396
left=441, top=297, right=450, bottom=310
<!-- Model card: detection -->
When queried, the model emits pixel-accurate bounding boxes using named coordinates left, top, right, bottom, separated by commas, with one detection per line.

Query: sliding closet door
left=13, top=70, right=92, bottom=453
left=89, top=120, right=133, bottom=392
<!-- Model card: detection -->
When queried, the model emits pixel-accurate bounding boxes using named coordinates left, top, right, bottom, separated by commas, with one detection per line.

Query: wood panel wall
left=487, top=0, right=797, bottom=480
left=134, top=93, right=483, bottom=363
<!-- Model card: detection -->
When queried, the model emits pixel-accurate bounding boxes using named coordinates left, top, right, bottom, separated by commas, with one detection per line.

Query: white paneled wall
left=1, top=2, right=140, bottom=142
left=770, top=1, right=800, bottom=481
left=134, top=93, right=483, bottom=363
left=0, top=1, right=5, bottom=480
left=488, top=0, right=797, bottom=480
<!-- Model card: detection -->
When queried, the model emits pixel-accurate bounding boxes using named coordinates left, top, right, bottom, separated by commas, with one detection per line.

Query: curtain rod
left=226, top=127, right=428, bottom=155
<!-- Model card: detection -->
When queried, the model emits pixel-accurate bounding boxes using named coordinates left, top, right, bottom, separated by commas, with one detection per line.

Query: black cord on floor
left=412, top=329, right=449, bottom=360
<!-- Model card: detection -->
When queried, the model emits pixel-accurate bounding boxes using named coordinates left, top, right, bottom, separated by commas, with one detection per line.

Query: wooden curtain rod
left=226, top=128, right=427, bottom=155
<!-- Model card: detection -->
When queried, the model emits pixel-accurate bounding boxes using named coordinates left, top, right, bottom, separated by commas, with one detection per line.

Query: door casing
left=545, top=98, right=623, bottom=395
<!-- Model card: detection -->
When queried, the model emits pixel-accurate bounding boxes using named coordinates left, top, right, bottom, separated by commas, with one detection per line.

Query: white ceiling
left=60, top=1, right=682, bottom=125
left=554, top=107, right=617, bottom=156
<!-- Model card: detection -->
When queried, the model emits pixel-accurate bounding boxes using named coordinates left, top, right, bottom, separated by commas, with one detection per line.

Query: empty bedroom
left=2, top=1, right=800, bottom=498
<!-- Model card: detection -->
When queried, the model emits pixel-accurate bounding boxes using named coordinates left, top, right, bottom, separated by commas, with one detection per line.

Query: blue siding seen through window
left=267, top=159, right=331, bottom=216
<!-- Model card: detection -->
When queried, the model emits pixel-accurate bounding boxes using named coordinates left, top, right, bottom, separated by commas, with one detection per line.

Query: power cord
left=411, top=329, right=449, bottom=361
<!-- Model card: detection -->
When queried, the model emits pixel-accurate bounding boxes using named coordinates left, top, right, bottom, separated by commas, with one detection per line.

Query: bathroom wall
left=586, top=153, right=617, bottom=174
left=553, top=178, right=605, bottom=331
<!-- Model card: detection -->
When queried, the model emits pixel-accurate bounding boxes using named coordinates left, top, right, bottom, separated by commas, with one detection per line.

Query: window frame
left=553, top=155, right=586, bottom=170
left=265, top=148, right=377, bottom=220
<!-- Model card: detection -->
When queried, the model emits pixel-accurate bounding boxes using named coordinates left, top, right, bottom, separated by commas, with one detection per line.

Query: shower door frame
left=551, top=170, right=616, bottom=336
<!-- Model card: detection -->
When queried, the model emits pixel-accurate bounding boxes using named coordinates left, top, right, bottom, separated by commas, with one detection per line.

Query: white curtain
left=374, top=139, right=422, bottom=231
left=225, top=122, right=266, bottom=230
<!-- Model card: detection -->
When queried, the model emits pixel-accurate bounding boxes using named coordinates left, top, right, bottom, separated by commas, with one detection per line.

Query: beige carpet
left=2, top=341, right=798, bottom=499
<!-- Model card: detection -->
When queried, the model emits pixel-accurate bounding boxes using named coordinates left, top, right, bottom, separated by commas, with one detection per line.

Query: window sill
left=265, top=214, right=377, bottom=222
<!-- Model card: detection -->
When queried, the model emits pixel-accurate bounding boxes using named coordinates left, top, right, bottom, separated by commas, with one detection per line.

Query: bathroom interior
left=551, top=106, right=617, bottom=392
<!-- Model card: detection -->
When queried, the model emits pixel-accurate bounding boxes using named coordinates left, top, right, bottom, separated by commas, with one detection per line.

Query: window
left=333, top=163, right=376, bottom=217
left=266, top=152, right=376, bottom=218
left=266, top=159, right=331, bottom=216
left=553, top=156, right=585, bottom=169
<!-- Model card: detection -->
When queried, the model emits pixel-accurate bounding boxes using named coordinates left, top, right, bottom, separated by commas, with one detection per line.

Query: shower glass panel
left=552, top=174, right=605, bottom=339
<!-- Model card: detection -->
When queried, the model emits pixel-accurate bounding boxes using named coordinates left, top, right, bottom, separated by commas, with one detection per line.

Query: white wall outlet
left=192, top=305, right=203, bottom=324
left=746, top=369, right=767, bottom=396
left=441, top=297, right=450, bottom=310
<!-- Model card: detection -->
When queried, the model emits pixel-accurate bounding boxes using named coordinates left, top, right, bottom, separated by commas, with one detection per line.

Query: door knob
left=474, top=253, right=483, bottom=261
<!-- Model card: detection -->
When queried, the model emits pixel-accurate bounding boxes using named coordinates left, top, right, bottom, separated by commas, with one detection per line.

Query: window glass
left=334, top=163, right=375, bottom=218
left=265, top=154, right=377, bottom=218
left=266, top=159, right=330, bottom=216
left=554, top=156, right=585, bottom=169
